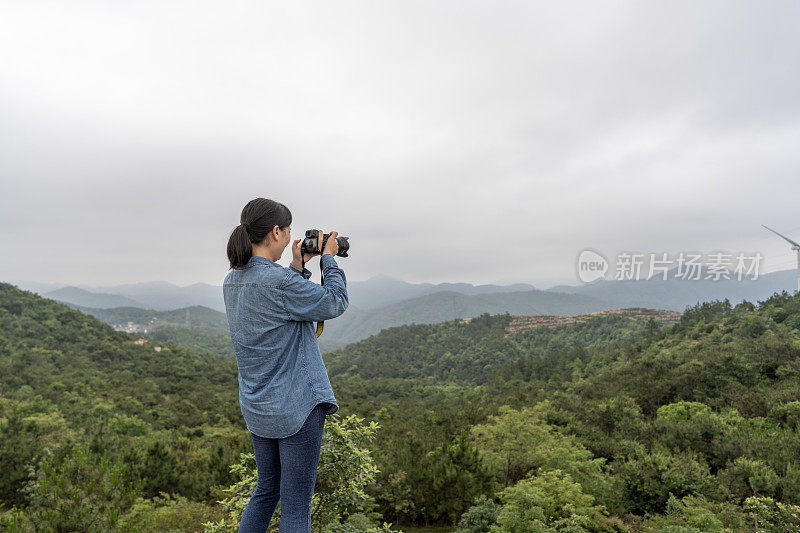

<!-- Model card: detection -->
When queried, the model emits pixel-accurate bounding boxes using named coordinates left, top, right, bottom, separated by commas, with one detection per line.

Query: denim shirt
left=222, top=253, right=348, bottom=438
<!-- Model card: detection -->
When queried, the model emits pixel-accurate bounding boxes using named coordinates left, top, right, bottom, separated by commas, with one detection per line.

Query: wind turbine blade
left=762, top=225, right=800, bottom=248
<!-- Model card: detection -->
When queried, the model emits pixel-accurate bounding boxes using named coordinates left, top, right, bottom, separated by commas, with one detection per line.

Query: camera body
left=301, top=229, right=350, bottom=257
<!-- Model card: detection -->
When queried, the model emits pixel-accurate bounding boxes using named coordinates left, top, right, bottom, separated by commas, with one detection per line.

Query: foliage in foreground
left=202, top=413, right=398, bottom=533
left=744, top=495, right=800, bottom=532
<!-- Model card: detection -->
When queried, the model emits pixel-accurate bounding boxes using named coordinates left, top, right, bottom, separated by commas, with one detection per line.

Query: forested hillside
left=3, top=281, right=800, bottom=531
left=327, top=292, right=800, bottom=531
left=0, top=283, right=248, bottom=526
left=0, top=283, right=393, bottom=531
left=325, top=309, right=678, bottom=384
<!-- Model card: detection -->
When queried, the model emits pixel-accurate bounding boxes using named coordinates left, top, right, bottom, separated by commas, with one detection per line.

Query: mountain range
left=10, top=266, right=798, bottom=349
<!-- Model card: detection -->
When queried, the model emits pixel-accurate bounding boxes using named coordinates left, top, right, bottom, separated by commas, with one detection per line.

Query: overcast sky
left=2, top=1, right=800, bottom=290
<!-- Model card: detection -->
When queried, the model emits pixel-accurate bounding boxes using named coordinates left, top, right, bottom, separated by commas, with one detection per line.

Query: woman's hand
left=292, top=236, right=318, bottom=265
left=323, top=231, right=339, bottom=256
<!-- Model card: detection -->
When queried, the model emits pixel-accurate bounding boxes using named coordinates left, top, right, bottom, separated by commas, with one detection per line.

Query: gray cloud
left=2, top=1, right=800, bottom=289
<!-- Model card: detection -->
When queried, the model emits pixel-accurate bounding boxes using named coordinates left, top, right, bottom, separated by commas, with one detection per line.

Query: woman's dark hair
left=227, top=198, right=292, bottom=270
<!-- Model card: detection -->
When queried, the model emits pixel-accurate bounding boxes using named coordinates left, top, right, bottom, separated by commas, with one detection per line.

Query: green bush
left=117, top=492, right=222, bottom=532
left=618, top=444, right=718, bottom=514
left=23, top=444, right=138, bottom=531
left=455, top=494, right=500, bottom=533
left=489, top=468, right=612, bottom=532
left=744, top=495, right=800, bottom=532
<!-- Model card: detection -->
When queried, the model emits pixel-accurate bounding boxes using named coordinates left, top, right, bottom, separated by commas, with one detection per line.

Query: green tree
left=23, top=444, right=138, bottom=531
left=490, top=468, right=611, bottom=533
left=718, top=456, right=780, bottom=503
left=617, top=443, right=718, bottom=514
left=654, top=401, right=743, bottom=472
left=419, top=429, right=497, bottom=525
left=471, top=405, right=615, bottom=506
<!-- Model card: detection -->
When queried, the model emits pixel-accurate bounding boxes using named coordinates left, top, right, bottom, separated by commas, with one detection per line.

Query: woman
left=223, top=197, right=348, bottom=532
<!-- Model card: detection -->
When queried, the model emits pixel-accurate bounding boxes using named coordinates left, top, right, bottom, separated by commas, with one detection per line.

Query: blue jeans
left=238, top=403, right=328, bottom=533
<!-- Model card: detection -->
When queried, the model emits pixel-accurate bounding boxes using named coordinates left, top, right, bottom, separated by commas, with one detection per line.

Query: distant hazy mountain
left=81, top=277, right=537, bottom=313
left=321, top=288, right=613, bottom=345
left=56, top=286, right=609, bottom=353
left=78, top=281, right=225, bottom=311
left=20, top=280, right=224, bottom=312
left=545, top=267, right=797, bottom=311
left=347, top=275, right=537, bottom=309
left=28, top=276, right=541, bottom=314
left=14, top=266, right=800, bottom=351
left=44, top=286, right=148, bottom=309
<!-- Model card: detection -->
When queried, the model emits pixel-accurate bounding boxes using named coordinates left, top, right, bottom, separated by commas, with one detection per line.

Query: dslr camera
left=301, top=229, right=350, bottom=257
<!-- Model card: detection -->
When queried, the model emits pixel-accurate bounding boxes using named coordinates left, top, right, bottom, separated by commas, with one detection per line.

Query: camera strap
left=316, top=266, right=325, bottom=338
left=301, top=255, right=325, bottom=338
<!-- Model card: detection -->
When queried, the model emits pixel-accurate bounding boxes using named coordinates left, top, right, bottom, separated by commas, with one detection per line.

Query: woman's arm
left=280, top=253, right=348, bottom=322
left=289, top=263, right=313, bottom=279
